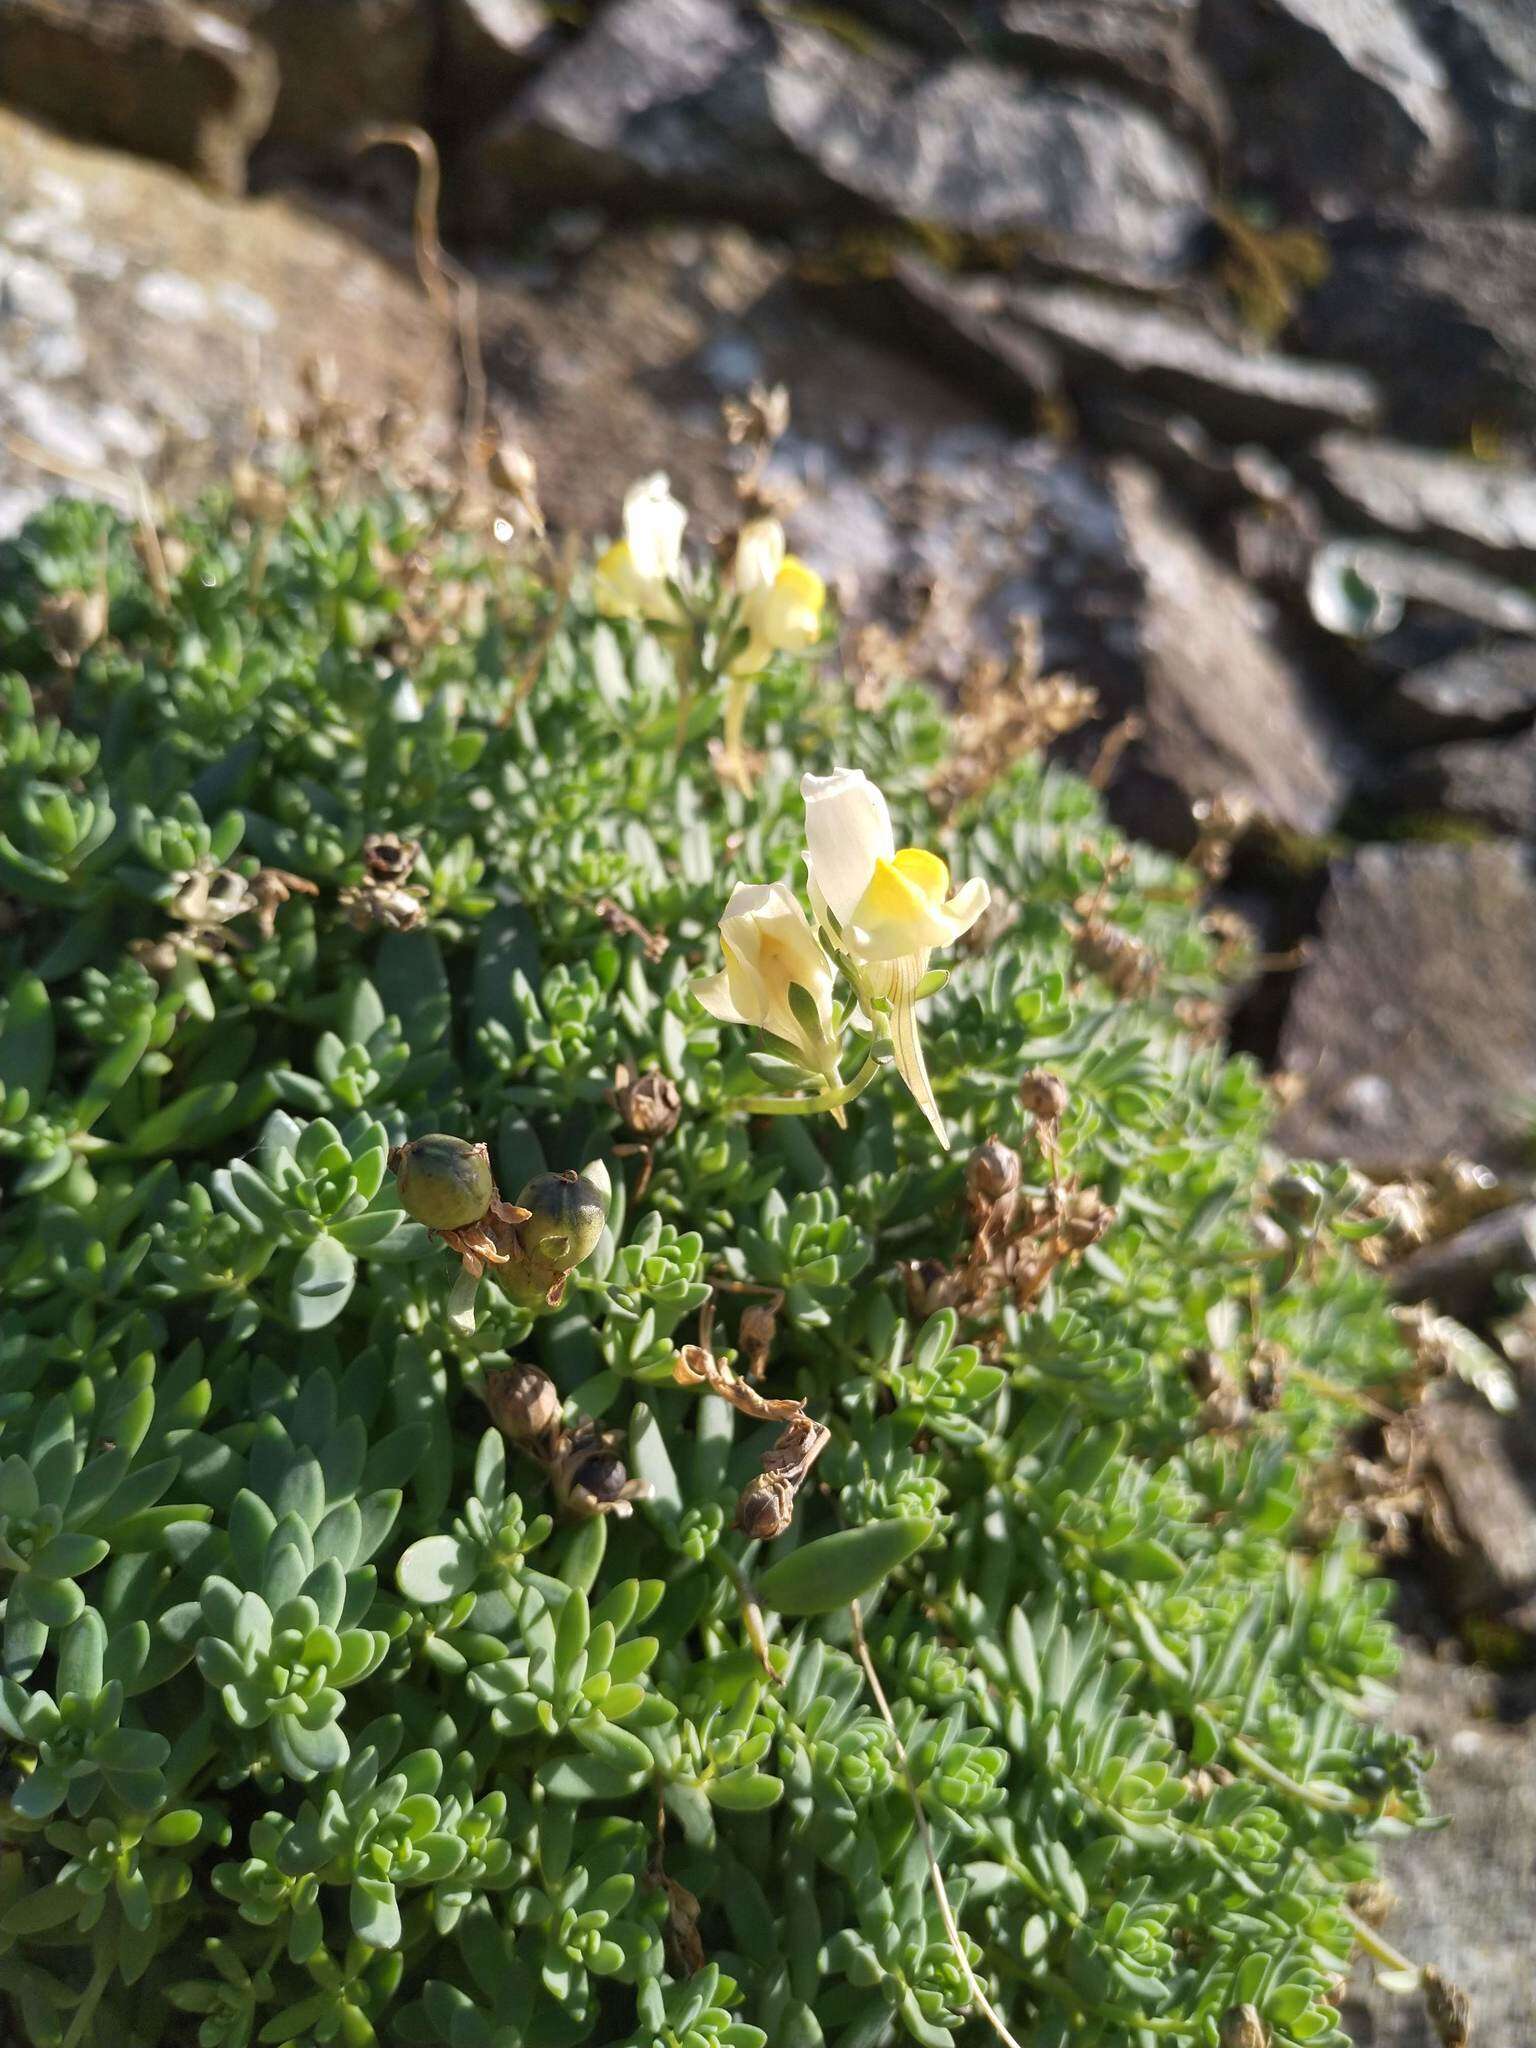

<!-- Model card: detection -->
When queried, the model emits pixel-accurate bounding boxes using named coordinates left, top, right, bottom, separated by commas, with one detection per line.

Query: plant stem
left=720, top=673, right=754, bottom=790
left=737, top=1056, right=881, bottom=1120
left=1342, top=1904, right=1422, bottom=1980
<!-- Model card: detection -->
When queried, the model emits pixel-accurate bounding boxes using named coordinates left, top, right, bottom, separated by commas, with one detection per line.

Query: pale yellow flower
left=729, top=517, right=826, bottom=674
left=801, top=767, right=989, bottom=1145
left=693, top=880, right=838, bottom=1074
left=593, top=474, right=688, bottom=623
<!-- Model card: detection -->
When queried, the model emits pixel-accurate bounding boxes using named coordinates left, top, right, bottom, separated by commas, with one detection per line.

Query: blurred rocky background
left=2, top=0, right=1536, bottom=2038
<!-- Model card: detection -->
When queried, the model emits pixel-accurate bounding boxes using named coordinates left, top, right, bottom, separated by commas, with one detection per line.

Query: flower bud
left=485, top=1363, right=561, bottom=1445
left=391, top=1135, right=495, bottom=1232
left=615, top=1068, right=682, bottom=1138
left=1219, top=2009, right=1268, bottom=2048
left=966, top=1137, right=1021, bottom=1205
left=515, top=1171, right=607, bottom=1272
left=1019, top=1068, right=1069, bottom=1122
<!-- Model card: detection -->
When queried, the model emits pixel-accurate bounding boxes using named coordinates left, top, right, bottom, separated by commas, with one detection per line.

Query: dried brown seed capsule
left=615, top=1069, right=682, bottom=1139
left=1060, top=1189, right=1114, bottom=1253
left=39, top=586, right=109, bottom=667
left=1019, top=1068, right=1069, bottom=1122
left=1183, top=1349, right=1225, bottom=1400
left=362, top=833, right=421, bottom=883
left=515, top=1171, right=607, bottom=1272
left=737, top=1303, right=778, bottom=1378
left=575, top=1455, right=630, bottom=1504
left=1218, top=2008, right=1268, bottom=2048
left=484, top=1364, right=561, bottom=1445
left=1246, top=1342, right=1286, bottom=1412
left=735, top=1471, right=794, bottom=1542
left=904, top=1259, right=962, bottom=1319
left=967, top=1137, right=1022, bottom=1204
left=391, top=1135, right=495, bottom=1233
left=1422, top=1970, right=1470, bottom=2048
left=1269, top=1172, right=1323, bottom=1223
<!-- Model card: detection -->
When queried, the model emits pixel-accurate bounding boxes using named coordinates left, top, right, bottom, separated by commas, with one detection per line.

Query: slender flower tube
left=593, top=474, right=688, bottom=623
left=693, top=880, right=840, bottom=1077
left=801, top=768, right=989, bottom=1145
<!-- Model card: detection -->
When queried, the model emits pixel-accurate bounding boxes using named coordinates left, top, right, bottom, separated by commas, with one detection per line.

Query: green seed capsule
left=391, top=1135, right=494, bottom=1232
left=488, top=1252, right=568, bottom=1312
left=514, top=1171, right=606, bottom=1273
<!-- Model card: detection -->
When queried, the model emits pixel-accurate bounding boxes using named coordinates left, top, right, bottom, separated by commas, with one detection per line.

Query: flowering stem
left=1342, top=1904, right=1421, bottom=1980
left=736, top=1055, right=881, bottom=1120
left=720, top=673, right=754, bottom=791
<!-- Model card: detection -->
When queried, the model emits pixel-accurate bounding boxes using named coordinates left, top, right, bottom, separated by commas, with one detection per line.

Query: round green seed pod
left=514, top=1171, right=606, bottom=1273
left=488, top=1251, right=568, bottom=1312
left=391, top=1135, right=494, bottom=1232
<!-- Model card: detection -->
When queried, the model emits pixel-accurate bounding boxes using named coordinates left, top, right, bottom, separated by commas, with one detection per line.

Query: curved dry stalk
left=351, top=124, right=487, bottom=460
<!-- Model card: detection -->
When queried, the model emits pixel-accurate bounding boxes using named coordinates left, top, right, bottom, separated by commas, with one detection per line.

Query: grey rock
left=1101, top=462, right=1347, bottom=847
left=829, top=0, right=980, bottom=52
left=882, top=263, right=1380, bottom=443
left=779, top=49, right=1210, bottom=280
left=1370, top=729, right=1536, bottom=837
left=0, top=107, right=455, bottom=535
left=0, top=0, right=279, bottom=196
left=1308, top=432, right=1536, bottom=581
left=1086, top=397, right=1269, bottom=508
left=463, top=0, right=834, bottom=227
left=1341, top=1644, right=1536, bottom=2048
left=1419, top=1390, right=1536, bottom=1617
left=1277, top=841, right=1536, bottom=1174
left=1196, top=0, right=1467, bottom=206
left=1409, top=0, right=1536, bottom=209
left=466, top=0, right=1210, bottom=281
left=1386, top=641, right=1536, bottom=745
left=996, top=0, right=1227, bottom=157
left=1392, top=1201, right=1536, bottom=1320
left=208, top=0, right=433, bottom=159
left=441, top=0, right=553, bottom=128
left=1299, top=210, right=1536, bottom=454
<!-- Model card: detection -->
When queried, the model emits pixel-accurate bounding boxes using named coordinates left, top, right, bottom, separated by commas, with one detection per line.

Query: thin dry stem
left=352, top=125, right=487, bottom=460
left=849, top=1604, right=1027, bottom=2048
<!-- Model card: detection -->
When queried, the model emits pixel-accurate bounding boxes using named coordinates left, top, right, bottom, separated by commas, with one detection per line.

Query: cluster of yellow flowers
left=593, top=477, right=986, bottom=1148
left=697, top=769, right=989, bottom=1147
left=592, top=473, right=826, bottom=677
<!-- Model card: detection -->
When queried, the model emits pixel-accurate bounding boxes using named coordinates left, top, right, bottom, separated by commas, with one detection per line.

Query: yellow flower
left=593, top=474, right=688, bottom=623
left=801, top=768, right=989, bottom=1145
left=729, top=517, right=826, bottom=674
left=693, top=880, right=839, bottom=1074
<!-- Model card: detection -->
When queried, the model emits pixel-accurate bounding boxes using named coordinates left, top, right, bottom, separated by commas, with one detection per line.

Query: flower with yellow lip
left=729, top=517, right=827, bottom=675
left=593, top=474, right=688, bottom=624
left=802, top=767, right=989, bottom=1145
left=693, top=880, right=840, bottom=1076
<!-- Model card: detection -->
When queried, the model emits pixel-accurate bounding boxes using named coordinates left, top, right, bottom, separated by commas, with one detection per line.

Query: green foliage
left=0, top=487, right=1425, bottom=2048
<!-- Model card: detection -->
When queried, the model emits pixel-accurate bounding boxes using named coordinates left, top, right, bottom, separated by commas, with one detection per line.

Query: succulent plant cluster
left=0, top=484, right=1431, bottom=2048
